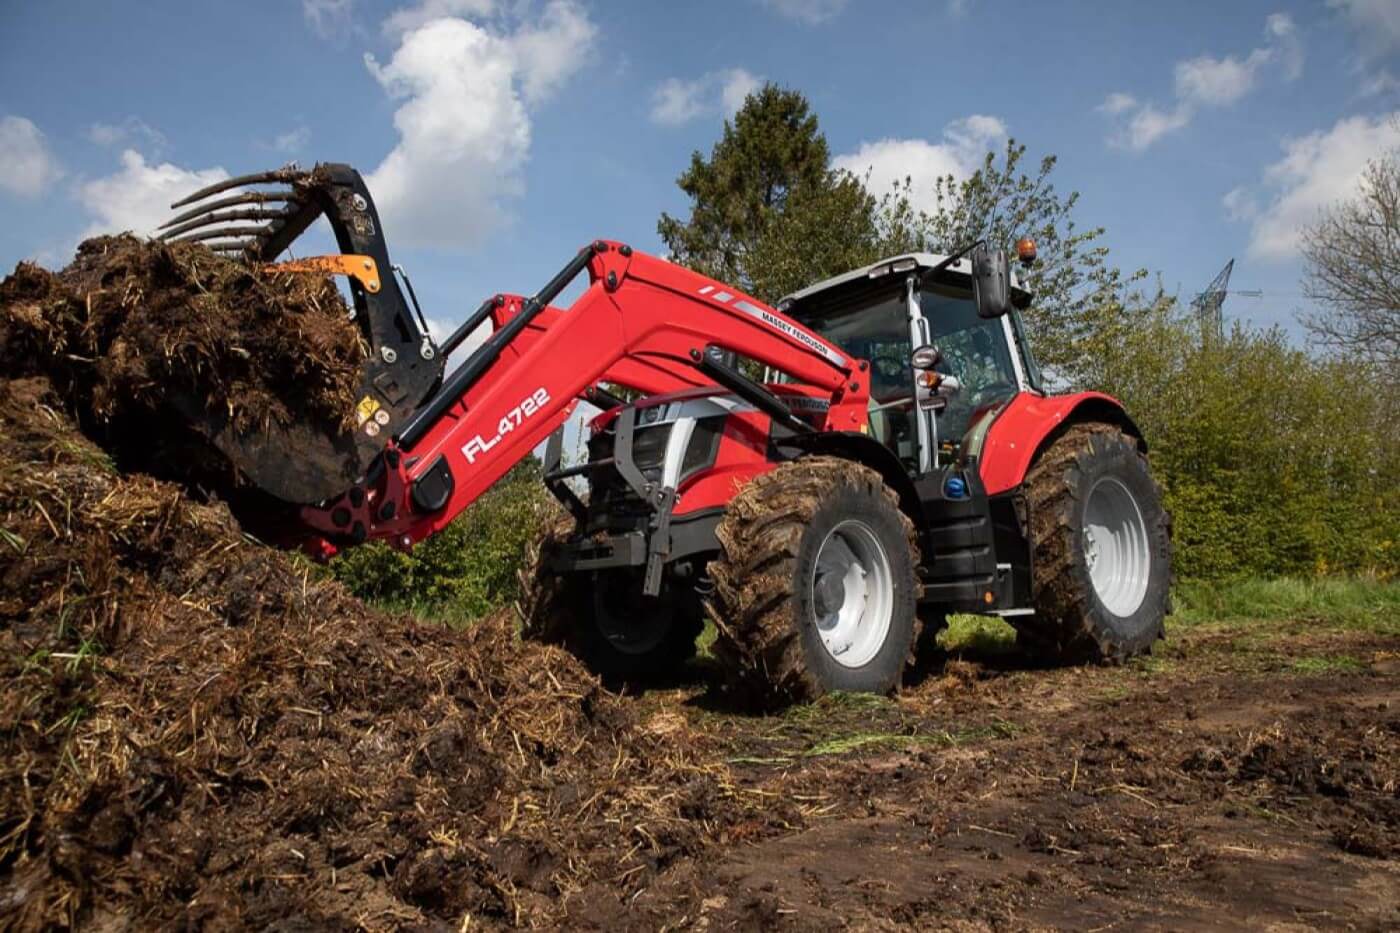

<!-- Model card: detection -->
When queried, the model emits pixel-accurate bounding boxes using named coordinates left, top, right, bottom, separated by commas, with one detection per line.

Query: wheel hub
left=810, top=520, right=894, bottom=669
left=814, top=570, right=847, bottom=617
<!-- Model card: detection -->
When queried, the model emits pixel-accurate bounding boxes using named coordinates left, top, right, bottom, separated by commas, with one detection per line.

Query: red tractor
left=162, top=164, right=1171, bottom=702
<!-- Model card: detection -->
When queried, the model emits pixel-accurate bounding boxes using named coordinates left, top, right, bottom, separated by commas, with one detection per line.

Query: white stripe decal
left=732, top=299, right=846, bottom=367
left=698, top=284, right=714, bottom=295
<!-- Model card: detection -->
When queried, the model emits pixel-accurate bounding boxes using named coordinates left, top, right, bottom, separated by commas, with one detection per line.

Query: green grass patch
left=938, top=614, right=1018, bottom=654
left=1171, top=577, right=1400, bottom=634
left=1287, top=654, right=1365, bottom=675
left=799, top=719, right=1023, bottom=759
left=804, top=732, right=922, bottom=757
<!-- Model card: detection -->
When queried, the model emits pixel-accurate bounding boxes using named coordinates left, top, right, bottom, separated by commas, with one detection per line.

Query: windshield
left=800, top=287, right=912, bottom=401
left=920, top=284, right=1020, bottom=447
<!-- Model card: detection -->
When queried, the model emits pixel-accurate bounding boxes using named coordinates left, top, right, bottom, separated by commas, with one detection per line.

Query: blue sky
left=2, top=0, right=1398, bottom=344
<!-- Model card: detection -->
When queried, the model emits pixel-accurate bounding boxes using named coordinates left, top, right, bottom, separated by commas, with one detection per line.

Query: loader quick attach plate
left=160, top=164, right=444, bottom=504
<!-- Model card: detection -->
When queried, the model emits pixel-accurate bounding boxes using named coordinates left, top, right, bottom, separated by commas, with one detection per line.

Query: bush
left=1093, top=312, right=1399, bottom=580
left=330, top=458, right=557, bottom=620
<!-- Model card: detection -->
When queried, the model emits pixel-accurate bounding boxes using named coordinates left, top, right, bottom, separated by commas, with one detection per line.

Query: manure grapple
left=162, top=163, right=1171, bottom=703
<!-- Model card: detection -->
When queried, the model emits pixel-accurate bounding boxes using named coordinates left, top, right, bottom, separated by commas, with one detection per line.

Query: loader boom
left=299, top=240, right=871, bottom=551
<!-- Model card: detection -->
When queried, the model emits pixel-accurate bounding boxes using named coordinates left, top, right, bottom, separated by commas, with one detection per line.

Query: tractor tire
left=707, top=456, right=920, bottom=706
left=517, top=516, right=702, bottom=684
left=1016, top=423, right=1172, bottom=664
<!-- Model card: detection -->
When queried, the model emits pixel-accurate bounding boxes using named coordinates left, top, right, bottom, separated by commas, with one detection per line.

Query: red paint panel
left=978, top=391, right=1129, bottom=495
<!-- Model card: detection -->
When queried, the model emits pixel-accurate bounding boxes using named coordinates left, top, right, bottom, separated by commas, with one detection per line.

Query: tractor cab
left=778, top=248, right=1041, bottom=474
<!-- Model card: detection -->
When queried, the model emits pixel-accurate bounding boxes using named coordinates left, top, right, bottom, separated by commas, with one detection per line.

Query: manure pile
left=0, top=245, right=771, bottom=929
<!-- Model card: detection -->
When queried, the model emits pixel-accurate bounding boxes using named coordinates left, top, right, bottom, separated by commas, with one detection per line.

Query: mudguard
left=978, top=392, right=1143, bottom=496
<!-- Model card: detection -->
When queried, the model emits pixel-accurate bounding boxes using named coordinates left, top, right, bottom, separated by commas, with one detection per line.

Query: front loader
left=161, top=163, right=1172, bottom=703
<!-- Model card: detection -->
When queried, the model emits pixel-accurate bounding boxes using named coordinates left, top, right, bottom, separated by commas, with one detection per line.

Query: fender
left=978, top=392, right=1143, bottom=496
left=783, top=430, right=924, bottom=526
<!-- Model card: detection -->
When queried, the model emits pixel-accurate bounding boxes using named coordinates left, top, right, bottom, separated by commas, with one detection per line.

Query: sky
left=2, top=0, right=1399, bottom=349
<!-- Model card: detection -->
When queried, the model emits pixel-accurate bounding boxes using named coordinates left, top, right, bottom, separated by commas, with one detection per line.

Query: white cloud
left=0, top=116, right=64, bottom=198
left=1222, top=186, right=1259, bottom=222
left=382, top=0, right=494, bottom=37
left=720, top=69, right=764, bottom=115
left=267, top=126, right=312, bottom=153
left=1174, top=49, right=1271, bottom=106
left=1103, top=13, right=1303, bottom=151
left=507, top=0, right=598, bottom=103
left=833, top=115, right=1008, bottom=213
left=1097, top=92, right=1138, bottom=115
left=650, top=68, right=763, bottom=126
left=77, top=149, right=228, bottom=239
left=760, top=0, right=849, bottom=25
left=88, top=117, right=168, bottom=153
left=1121, top=103, right=1192, bottom=150
left=364, top=0, right=595, bottom=251
left=303, top=0, right=357, bottom=40
left=651, top=78, right=708, bottom=126
left=1230, top=112, right=1400, bottom=260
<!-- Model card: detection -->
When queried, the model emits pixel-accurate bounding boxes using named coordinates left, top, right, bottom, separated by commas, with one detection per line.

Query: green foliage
left=1095, top=310, right=1400, bottom=579
left=330, top=458, right=555, bottom=620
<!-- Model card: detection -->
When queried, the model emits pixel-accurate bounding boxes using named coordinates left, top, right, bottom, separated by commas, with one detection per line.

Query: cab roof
left=777, top=252, right=1032, bottom=312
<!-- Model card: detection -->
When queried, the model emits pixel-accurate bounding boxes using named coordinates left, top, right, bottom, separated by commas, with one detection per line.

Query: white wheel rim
left=810, top=519, right=894, bottom=668
left=1082, top=476, right=1151, bottom=618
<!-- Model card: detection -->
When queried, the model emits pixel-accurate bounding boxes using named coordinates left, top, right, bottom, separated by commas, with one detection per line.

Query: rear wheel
left=1016, top=424, right=1171, bottom=663
left=517, top=518, right=702, bottom=683
left=707, top=456, right=920, bottom=705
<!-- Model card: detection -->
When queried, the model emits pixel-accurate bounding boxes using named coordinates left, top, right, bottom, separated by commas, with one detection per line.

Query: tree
left=1301, top=150, right=1400, bottom=369
left=657, top=84, right=879, bottom=304
left=869, top=141, right=1162, bottom=386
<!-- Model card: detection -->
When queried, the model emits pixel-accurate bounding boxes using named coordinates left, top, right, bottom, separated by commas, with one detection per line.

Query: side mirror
left=971, top=244, right=1013, bottom=319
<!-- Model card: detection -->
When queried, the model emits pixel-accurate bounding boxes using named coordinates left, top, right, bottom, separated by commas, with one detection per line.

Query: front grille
left=584, top=415, right=725, bottom=536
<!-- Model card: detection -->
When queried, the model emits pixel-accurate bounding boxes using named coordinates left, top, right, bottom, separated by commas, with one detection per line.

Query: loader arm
left=483, top=294, right=713, bottom=399
left=299, top=240, right=870, bottom=551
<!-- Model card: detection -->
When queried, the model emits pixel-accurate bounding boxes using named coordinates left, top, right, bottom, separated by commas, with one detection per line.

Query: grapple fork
left=161, top=163, right=444, bottom=504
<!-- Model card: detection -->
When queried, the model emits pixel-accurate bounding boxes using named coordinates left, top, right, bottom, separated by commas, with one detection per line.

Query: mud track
left=615, top=636, right=1400, bottom=930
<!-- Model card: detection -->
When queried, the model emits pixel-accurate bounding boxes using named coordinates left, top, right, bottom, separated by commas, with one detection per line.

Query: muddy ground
left=612, top=619, right=1399, bottom=930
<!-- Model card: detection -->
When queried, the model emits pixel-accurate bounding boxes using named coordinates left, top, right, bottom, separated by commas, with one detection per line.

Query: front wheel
left=517, top=519, right=701, bottom=684
left=1017, top=423, right=1172, bottom=663
left=707, top=456, right=920, bottom=706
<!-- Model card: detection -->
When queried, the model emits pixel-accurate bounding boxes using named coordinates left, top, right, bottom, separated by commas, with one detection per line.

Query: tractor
left=160, top=163, right=1171, bottom=702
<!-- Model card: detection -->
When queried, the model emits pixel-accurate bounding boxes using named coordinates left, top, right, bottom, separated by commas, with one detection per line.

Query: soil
left=0, top=237, right=365, bottom=497
left=619, top=644, right=1400, bottom=931
left=0, top=375, right=788, bottom=929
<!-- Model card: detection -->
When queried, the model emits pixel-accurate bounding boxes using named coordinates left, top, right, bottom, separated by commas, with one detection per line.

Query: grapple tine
left=157, top=161, right=445, bottom=504
left=159, top=208, right=294, bottom=240
left=161, top=190, right=298, bottom=229
left=168, top=225, right=283, bottom=244
left=170, top=168, right=307, bottom=209
left=205, top=241, right=259, bottom=254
